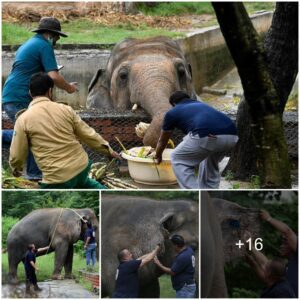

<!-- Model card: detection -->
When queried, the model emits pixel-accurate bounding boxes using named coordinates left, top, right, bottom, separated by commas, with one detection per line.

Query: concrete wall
left=2, top=12, right=273, bottom=108
left=178, top=12, right=273, bottom=94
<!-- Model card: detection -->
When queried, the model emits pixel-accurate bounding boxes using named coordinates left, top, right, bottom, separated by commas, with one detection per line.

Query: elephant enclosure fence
left=2, top=111, right=298, bottom=164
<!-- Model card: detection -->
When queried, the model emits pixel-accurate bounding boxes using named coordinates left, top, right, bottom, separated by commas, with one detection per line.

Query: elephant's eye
left=177, top=65, right=186, bottom=79
left=119, top=69, right=128, bottom=81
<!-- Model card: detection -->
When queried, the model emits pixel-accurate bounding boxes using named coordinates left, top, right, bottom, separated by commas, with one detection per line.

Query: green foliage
left=104, top=191, right=199, bottom=202
left=232, top=183, right=240, bottom=189
left=225, top=170, right=234, bottom=181
left=2, top=23, right=33, bottom=44
left=137, top=2, right=214, bottom=16
left=2, top=21, right=182, bottom=45
left=137, top=2, right=274, bottom=16
left=159, top=275, right=175, bottom=298
left=2, top=216, right=19, bottom=248
left=2, top=191, right=99, bottom=218
left=249, top=175, right=261, bottom=189
left=244, top=2, right=276, bottom=14
left=73, top=240, right=86, bottom=258
left=232, top=287, right=260, bottom=298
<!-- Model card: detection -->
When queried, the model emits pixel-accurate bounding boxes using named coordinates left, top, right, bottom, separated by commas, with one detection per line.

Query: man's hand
left=68, top=82, right=78, bottom=93
left=154, top=244, right=161, bottom=252
left=260, top=210, right=271, bottom=221
left=154, top=153, right=163, bottom=165
left=35, top=267, right=39, bottom=272
left=153, top=256, right=161, bottom=266
left=12, top=169, right=22, bottom=177
left=110, top=151, right=122, bottom=160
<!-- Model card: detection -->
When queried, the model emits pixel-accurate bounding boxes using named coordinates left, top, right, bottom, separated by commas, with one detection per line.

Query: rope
left=65, top=208, right=86, bottom=222
left=46, top=208, right=64, bottom=255
left=45, top=208, right=86, bottom=255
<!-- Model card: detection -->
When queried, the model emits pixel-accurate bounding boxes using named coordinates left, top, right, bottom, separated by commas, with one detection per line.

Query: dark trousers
left=25, top=268, right=37, bottom=285
left=3, top=102, right=42, bottom=180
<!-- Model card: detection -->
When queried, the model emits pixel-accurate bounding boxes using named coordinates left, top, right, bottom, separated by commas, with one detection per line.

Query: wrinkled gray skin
left=7, top=208, right=99, bottom=284
left=101, top=195, right=199, bottom=298
left=201, top=192, right=260, bottom=298
left=87, top=36, right=196, bottom=147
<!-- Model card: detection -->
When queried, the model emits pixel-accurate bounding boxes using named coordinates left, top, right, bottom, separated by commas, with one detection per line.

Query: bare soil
left=2, top=2, right=213, bottom=31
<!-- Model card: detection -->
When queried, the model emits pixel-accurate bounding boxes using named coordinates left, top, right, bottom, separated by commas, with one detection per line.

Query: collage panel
left=2, top=190, right=100, bottom=298
left=201, top=191, right=298, bottom=299
left=100, top=191, right=199, bottom=298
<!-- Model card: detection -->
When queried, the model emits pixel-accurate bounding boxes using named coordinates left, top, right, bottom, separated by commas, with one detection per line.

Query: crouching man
left=9, top=72, right=120, bottom=189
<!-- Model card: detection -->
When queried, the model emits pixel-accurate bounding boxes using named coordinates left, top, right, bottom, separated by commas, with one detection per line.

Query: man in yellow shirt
left=10, top=72, right=120, bottom=189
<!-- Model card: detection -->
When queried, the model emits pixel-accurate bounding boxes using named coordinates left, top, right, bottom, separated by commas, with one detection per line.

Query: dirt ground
left=2, top=2, right=213, bottom=32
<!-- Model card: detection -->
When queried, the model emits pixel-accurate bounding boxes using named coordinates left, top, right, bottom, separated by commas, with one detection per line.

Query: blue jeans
left=3, top=102, right=42, bottom=180
left=85, top=243, right=97, bottom=266
left=2, top=129, right=13, bottom=148
left=176, top=283, right=196, bottom=298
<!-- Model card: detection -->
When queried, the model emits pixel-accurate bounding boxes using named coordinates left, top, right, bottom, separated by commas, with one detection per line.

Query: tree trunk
left=213, top=3, right=297, bottom=188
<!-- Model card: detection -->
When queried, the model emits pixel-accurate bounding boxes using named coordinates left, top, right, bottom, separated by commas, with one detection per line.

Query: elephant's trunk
left=130, top=60, right=176, bottom=147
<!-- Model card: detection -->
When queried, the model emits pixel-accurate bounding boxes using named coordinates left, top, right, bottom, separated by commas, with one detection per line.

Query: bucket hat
left=32, top=17, right=68, bottom=37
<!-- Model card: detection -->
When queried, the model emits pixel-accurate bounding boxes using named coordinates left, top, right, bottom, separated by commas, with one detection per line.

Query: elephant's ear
left=87, top=68, right=113, bottom=109
left=159, top=212, right=173, bottom=238
left=160, top=212, right=186, bottom=234
left=188, top=64, right=193, bottom=78
left=88, top=69, right=105, bottom=93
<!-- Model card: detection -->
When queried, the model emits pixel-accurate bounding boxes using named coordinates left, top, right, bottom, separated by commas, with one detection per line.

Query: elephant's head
left=87, top=36, right=196, bottom=147
left=71, top=208, right=99, bottom=247
left=157, top=202, right=199, bottom=282
left=133, top=200, right=199, bottom=288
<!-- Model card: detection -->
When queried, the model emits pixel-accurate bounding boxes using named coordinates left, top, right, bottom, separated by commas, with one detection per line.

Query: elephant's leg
left=139, top=279, right=160, bottom=298
left=52, top=242, right=69, bottom=279
left=8, top=251, right=21, bottom=284
left=64, top=245, right=74, bottom=279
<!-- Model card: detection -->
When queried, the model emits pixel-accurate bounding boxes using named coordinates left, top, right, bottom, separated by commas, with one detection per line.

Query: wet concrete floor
left=2, top=279, right=97, bottom=298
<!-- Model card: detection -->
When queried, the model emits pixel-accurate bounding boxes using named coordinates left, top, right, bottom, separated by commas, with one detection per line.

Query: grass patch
left=137, top=2, right=214, bottom=16
left=137, top=2, right=275, bottom=16
left=244, top=2, right=275, bottom=14
left=2, top=2, right=275, bottom=45
left=159, top=275, right=175, bottom=298
left=2, top=252, right=98, bottom=292
left=2, top=20, right=183, bottom=45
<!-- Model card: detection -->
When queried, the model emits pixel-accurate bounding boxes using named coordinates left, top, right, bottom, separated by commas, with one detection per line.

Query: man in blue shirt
left=2, top=17, right=77, bottom=180
left=261, top=258, right=295, bottom=298
left=84, top=221, right=97, bottom=269
left=154, top=235, right=196, bottom=298
left=246, top=210, right=298, bottom=297
left=113, top=245, right=160, bottom=298
left=154, top=90, right=238, bottom=189
left=24, top=244, right=49, bottom=293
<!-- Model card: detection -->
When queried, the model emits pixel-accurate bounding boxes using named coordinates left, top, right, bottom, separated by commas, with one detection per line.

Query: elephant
left=87, top=36, right=197, bottom=147
left=101, top=194, right=199, bottom=298
left=201, top=191, right=228, bottom=298
left=7, top=208, right=99, bottom=284
left=201, top=191, right=260, bottom=298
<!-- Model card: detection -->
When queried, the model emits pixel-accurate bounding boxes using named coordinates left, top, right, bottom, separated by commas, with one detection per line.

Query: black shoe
left=34, top=285, right=42, bottom=292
